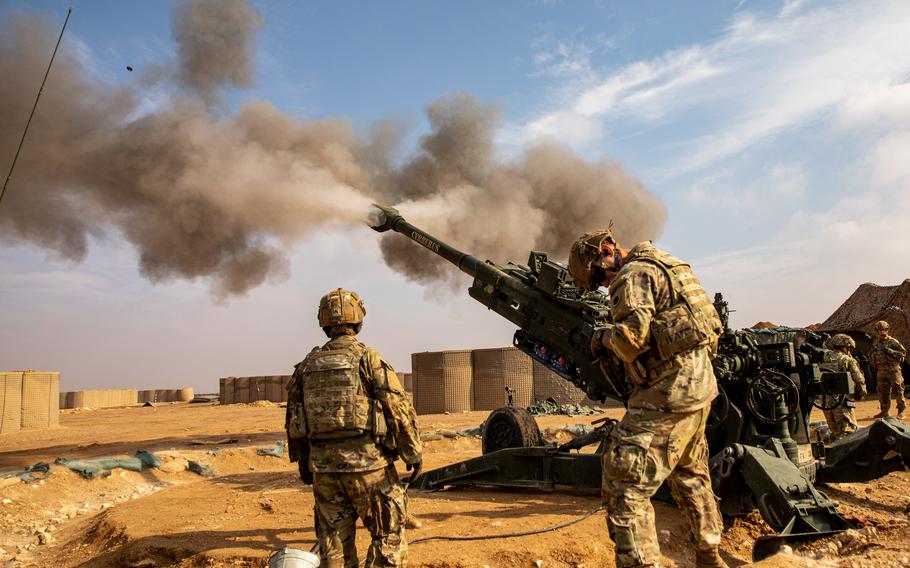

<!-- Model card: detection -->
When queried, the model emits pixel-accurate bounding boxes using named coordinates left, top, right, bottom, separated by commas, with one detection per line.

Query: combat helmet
left=318, top=288, right=366, bottom=334
left=825, top=333, right=856, bottom=350
left=875, top=320, right=890, bottom=332
left=568, top=228, right=616, bottom=291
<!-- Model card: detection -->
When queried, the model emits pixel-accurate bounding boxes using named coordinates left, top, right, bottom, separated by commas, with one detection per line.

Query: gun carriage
left=371, top=204, right=910, bottom=560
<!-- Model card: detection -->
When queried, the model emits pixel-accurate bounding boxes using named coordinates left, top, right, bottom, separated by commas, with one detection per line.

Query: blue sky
left=2, top=0, right=909, bottom=391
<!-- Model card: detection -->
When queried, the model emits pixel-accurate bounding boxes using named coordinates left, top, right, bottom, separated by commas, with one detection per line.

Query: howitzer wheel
left=482, top=406, right=542, bottom=454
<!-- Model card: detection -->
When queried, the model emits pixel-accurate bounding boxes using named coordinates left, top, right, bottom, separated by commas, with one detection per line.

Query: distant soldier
left=819, top=334, right=866, bottom=440
left=569, top=230, right=728, bottom=568
left=285, top=288, right=423, bottom=568
left=870, top=320, right=907, bottom=419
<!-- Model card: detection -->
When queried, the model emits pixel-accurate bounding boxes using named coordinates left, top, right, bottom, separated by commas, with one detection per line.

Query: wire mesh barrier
left=218, top=376, right=290, bottom=404
left=0, top=371, right=59, bottom=432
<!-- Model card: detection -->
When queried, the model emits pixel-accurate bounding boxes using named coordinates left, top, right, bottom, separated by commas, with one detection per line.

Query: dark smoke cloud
left=0, top=2, right=666, bottom=298
left=376, top=93, right=666, bottom=285
left=172, top=0, right=263, bottom=102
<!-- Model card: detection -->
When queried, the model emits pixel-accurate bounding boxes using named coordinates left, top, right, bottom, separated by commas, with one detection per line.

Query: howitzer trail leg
left=718, top=441, right=853, bottom=561
left=818, top=417, right=910, bottom=483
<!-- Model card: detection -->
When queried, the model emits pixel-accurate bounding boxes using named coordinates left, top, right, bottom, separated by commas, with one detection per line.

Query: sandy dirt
left=1, top=400, right=909, bottom=567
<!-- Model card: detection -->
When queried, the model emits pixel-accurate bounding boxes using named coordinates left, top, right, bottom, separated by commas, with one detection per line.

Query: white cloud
left=512, top=1, right=910, bottom=176
left=695, top=132, right=910, bottom=328
left=685, top=160, right=806, bottom=208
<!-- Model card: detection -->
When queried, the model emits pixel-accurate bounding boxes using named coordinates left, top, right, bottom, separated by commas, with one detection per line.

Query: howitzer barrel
left=370, top=204, right=481, bottom=277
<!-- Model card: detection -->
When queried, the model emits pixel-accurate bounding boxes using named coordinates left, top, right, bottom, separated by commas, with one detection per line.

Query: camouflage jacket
left=871, top=335, right=907, bottom=371
left=606, top=242, right=718, bottom=413
left=286, top=335, right=422, bottom=473
left=823, top=350, right=865, bottom=394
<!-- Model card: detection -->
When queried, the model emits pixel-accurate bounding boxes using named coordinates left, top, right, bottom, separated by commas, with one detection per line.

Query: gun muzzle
left=369, top=204, right=401, bottom=233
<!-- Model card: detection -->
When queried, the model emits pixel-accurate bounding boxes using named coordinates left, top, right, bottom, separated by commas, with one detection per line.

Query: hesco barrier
left=234, top=377, right=250, bottom=404
left=399, top=372, right=413, bottom=392
left=60, top=388, right=189, bottom=409
left=532, top=361, right=588, bottom=405
left=0, top=373, right=24, bottom=434
left=472, top=347, right=533, bottom=410
left=218, top=376, right=290, bottom=404
left=0, top=371, right=60, bottom=432
left=61, top=389, right=138, bottom=408
left=412, top=350, right=473, bottom=415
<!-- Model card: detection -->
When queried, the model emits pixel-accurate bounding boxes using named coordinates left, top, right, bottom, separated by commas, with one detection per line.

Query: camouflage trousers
left=313, top=465, right=408, bottom=568
left=818, top=396, right=858, bottom=441
left=602, top=405, right=723, bottom=568
left=877, top=368, right=905, bottom=415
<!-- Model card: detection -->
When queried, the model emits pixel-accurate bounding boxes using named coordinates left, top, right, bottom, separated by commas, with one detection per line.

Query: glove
left=406, top=459, right=423, bottom=481
left=298, top=461, right=313, bottom=485
left=590, top=327, right=613, bottom=357
left=854, top=383, right=867, bottom=400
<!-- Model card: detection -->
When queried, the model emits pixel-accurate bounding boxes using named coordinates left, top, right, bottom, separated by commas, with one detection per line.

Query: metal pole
left=0, top=6, right=73, bottom=208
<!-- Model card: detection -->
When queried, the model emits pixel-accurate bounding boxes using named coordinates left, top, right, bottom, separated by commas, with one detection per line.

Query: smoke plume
left=0, top=1, right=666, bottom=297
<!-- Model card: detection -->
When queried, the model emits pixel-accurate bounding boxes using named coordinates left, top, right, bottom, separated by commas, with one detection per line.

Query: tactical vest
left=298, top=341, right=385, bottom=440
left=871, top=337, right=904, bottom=369
left=632, top=247, right=723, bottom=361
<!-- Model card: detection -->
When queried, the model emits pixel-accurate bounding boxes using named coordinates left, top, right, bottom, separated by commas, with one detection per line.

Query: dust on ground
left=1, top=400, right=909, bottom=567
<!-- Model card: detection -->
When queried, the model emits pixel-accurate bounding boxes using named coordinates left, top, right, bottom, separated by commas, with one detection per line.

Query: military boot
left=695, top=548, right=729, bottom=568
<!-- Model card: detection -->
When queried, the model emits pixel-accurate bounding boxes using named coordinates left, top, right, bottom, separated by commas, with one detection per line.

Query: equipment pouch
left=650, top=303, right=706, bottom=360
left=287, top=403, right=308, bottom=439
left=371, top=399, right=388, bottom=438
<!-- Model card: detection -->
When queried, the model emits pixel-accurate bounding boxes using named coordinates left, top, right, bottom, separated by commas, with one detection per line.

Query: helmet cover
left=825, top=333, right=856, bottom=350
left=318, top=288, right=366, bottom=328
left=568, top=229, right=616, bottom=291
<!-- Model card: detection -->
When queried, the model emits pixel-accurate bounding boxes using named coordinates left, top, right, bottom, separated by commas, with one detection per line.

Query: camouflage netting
left=819, top=279, right=910, bottom=362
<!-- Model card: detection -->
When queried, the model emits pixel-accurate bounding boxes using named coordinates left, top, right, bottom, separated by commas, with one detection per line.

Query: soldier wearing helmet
left=870, top=320, right=907, bottom=419
left=819, top=334, right=866, bottom=440
left=568, top=230, right=727, bottom=568
left=285, top=288, right=423, bottom=567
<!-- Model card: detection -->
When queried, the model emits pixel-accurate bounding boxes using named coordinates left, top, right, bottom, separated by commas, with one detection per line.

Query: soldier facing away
left=870, top=320, right=907, bottom=419
left=568, top=230, right=728, bottom=568
left=285, top=288, right=423, bottom=568
left=819, top=334, right=867, bottom=440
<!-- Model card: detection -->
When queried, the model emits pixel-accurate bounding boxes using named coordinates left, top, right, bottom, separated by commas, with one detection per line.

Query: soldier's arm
left=285, top=365, right=310, bottom=465
left=363, top=349, right=423, bottom=465
left=606, top=264, right=661, bottom=363
left=847, top=357, right=866, bottom=395
left=887, top=338, right=907, bottom=360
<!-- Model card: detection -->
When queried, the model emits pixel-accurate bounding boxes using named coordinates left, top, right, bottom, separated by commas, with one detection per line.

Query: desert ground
left=1, top=399, right=909, bottom=568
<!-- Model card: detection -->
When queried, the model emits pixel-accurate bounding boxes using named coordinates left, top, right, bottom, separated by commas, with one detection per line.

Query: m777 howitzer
left=370, top=204, right=910, bottom=560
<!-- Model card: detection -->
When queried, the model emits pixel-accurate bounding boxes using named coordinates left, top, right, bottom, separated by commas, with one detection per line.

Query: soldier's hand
left=590, top=327, right=613, bottom=356
left=406, top=459, right=423, bottom=481
left=298, top=461, right=313, bottom=485
left=855, top=384, right=868, bottom=400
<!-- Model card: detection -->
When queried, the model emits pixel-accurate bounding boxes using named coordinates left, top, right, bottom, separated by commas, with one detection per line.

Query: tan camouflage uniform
left=287, top=334, right=422, bottom=568
left=871, top=335, right=907, bottom=417
left=819, top=349, right=865, bottom=440
left=601, top=242, right=724, bottom=568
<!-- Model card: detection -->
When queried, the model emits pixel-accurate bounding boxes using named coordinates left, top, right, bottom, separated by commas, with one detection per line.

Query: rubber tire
left=481, top=406, right=542, bottom=454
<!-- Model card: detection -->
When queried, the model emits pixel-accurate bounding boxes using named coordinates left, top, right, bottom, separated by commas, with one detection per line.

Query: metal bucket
left=268, top=547, right=320, bottom=568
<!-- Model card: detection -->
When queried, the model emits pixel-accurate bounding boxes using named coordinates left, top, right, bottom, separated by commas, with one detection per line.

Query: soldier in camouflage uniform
left=818, top=334, right=866, bottom=440
left=569, top=230, right=727, bottom=568
left=870, top=320, right=907, bottom=419
left=286, top=288, right=423, bottom=568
